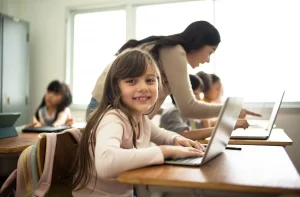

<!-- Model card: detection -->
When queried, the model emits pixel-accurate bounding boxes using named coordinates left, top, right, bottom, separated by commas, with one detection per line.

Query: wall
left=0, top=0, right=29, bottom=21
left=1, top=0, right=300, bottom=173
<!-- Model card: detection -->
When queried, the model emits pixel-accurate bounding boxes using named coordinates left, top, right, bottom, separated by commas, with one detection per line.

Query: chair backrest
left=37, top=129, right=81, bottom=197
left=0, top=128, right=81, bottom=197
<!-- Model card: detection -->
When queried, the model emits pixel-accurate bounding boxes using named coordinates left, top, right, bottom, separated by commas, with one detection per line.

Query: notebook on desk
left=164, top=97, right=244, bottom=166
left=231, top=90, right=285, bottom=140
left=22, top=125, right=70, bottom=133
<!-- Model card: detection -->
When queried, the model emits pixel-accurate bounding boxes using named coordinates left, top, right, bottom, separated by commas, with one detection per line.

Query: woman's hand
left=234, top=119, right=249, bottom=130
left=239, top=109, right=262, bottom=119
left=159, top=145, right=204, bottom=159
left=173, top=136, right=206, bottom=151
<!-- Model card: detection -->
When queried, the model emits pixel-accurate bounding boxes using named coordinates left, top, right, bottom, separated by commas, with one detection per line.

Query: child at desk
left=196, top=71, right=222, bottom=128
left=160, top=74, right=214, bottom=140
left=197, top=72, right=251, bottom=128
left=196, top=71, right=223, bottom=104
left=31, top=80, right=74, bottom=127
left=72, top=49, right=205, bottom=197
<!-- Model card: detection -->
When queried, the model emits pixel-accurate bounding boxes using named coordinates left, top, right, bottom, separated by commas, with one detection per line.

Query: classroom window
left=69, top=0, right=300, bottom=106
left=72, top=10, right=126, bottom=105
left=214, top=0, right=300, bottom=102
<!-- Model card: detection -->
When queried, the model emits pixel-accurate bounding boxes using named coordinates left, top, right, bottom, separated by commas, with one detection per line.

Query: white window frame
left=66, top=0, right=300, bottom=109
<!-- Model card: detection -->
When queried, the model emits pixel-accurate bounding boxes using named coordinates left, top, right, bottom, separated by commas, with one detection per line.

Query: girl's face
left=45, top=91, right=63, bottom=108
left=187, top=45, right=218, bottom=68
left=119, top=65, right=159, bottom=120
left=207, top=81, right=222, bottom=102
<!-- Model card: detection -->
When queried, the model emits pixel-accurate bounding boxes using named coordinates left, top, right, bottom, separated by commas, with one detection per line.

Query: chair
left=0, top=128, right=81, bottom=197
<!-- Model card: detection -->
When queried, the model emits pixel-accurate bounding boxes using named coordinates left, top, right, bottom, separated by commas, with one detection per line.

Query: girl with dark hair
left=207, top=73, right=223, bottom=103
left=88, top=21, right=261, bottom=121
left=72, top=49, right=204, bottom=197
left=196, top=71, right=222, bottom=103
left=32, top=80, right=73, bottom=127
left=197, top=71, right=249, bottom=128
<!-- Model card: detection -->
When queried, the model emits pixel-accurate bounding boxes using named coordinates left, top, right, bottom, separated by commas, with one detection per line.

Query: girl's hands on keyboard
left=159, top=145, right=204, bottom=159
left=173, top=136, right=205, bottom=151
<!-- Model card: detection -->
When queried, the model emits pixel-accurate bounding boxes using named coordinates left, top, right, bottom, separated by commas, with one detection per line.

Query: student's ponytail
left=196, top=71, right=212, bottom=93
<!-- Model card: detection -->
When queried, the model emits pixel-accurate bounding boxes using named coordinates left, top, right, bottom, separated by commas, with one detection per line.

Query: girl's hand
left=24, top=122, right=41, bottom=128
left=159, top=145, right=204, bottom=159
left=234, top=119, right=249, bottom=130
left=173, top=136, right=206, bottom=151
left=65, top=117, right=76, bottom=126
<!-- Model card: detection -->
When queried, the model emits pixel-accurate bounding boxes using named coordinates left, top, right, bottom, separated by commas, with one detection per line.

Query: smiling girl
left=72, top=49, right=205, bottom=197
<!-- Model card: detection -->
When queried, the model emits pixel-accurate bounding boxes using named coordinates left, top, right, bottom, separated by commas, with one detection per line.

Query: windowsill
left=70, top=104, right=89, bottom=110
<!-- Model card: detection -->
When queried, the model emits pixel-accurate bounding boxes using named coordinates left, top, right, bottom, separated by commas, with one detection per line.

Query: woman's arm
left=160, top=45, right=222, bottom=119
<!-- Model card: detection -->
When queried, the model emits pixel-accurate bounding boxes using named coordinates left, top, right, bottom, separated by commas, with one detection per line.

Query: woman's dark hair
left=170, top=74, right=202, bottom=105
left=72, top=49, right=161, bottom=191
left=117, top=21, right=220, bottom=62
left=35, top=80, right=72, bottom=122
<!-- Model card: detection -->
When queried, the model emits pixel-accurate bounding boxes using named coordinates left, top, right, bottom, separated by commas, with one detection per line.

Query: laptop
left=22, top=125, right=70, bottom=133
left=164, top=97, right=244, bottom=166
left=231, top=90, right=285, bottom=140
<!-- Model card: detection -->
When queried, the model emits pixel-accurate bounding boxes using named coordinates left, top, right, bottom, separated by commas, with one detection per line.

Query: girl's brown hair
left=72, top=49, right=161, bottom=191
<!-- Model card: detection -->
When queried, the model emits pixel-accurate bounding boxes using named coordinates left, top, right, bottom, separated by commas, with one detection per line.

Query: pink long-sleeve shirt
left=72, top=109, right=180, bottom=197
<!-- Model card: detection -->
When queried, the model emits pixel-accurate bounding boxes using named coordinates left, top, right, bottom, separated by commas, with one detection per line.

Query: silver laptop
left=231, top=90, right=285, bottom=140
left=164, top=97, right=244, bottom=166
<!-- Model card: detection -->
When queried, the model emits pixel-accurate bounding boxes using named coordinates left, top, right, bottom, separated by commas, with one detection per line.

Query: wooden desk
left=0, top=132, right=39, bottom=153
left=0, top=122, right=85, bottom=154
left=118, top=145, right=300, bottom=197
left=0, top=125, right=83, bottom=176
left=0, top=132, right=39, bottom=176
left=199, top=129, right=292, bottom=147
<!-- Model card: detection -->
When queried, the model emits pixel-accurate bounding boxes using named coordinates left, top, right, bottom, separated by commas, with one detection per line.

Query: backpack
left=0, top=128, right=81, bottom=197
